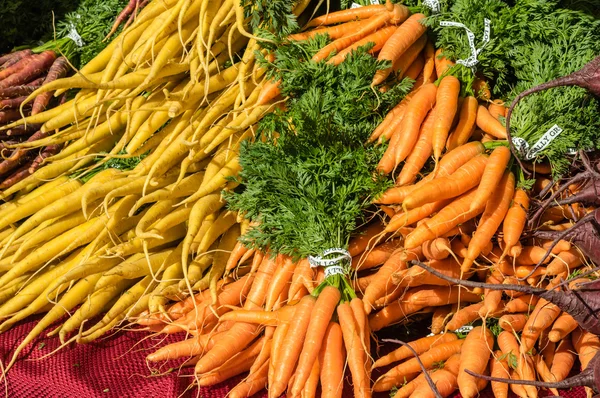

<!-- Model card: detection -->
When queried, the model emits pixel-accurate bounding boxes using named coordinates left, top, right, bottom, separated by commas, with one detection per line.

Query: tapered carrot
left=404, top=189, right=484, bottom=249
left=352, top=239, right=401, bottom=270
left=270, top=295, right=316, bottom=398
left=551, top=339, right=576, bottom=381
left=362, top=250, right=407, bottom=314
left=290, top=286, right=341, bottom=396
left=229, top=360, right=269, bottom=398
left=545, top=248, right=583, bottom=276
left=421, top=237, right=451, bottom=261
left=369, top=299, right=427, bottom=332
left=147, top=331, right=226, bottom=361
left=572, top=328, right=600, bottom=371
left=520, top=298, right=561, bottom=354
left=225, top=241, right=250, bottom=273
left=403, top=154, right=488, bottom=210
left=479, top=274, right=503, bottom=317
left=374, top=339, right=464, bottom=391
left=434, top=49, right=454, bottom=78
left=422, top=40, right=436, bottom=85
left=348, top=222, right=386, bottom=257
left=446, top=96, right=478, bottom=151
left=289, top=20, right=363, bottom=41
left=394, top=258, right=467, bottom=288
left=391, top=33, right=427, bottom=77
left=432, top=75, right=460, bottom=164
left=385, top=199, right=451, bottom=232
left=462, top=172, right=515, bottom=273
left=471, top=147, right=511, bottom=212
left=489, top=351, right=510, bottom=398
left=269, top=317, right=291, bottom=386
left=397, top=108, right=435, bottom=186
left=498, top=314, right=528, bottom=333
left=488, top=100, right=506, bottom=120
left=328, top=25, right=401, bottom=66
left=476, top=105, right=507, bottom=139
left=265, top=256, right=296, bottom=311
left=501, top=189, right=529, bottom=259
left=505, top=295, right=538, bottom=313
left=372, top=13, right=427, bottom=86
left=407, top=286, right=482, bottom=307
left=431, top=305, right=454, bottom=334
left=305, top=4, right=387, bottom=28
left=256, top=79, right=281, bottom=106
left=445, top=302, right=484, bottom=332
left=338, top=302, right=370, bottom=398
left=369, top=99, right=407, bottom=144
left=457, top=326, right=493, bottom=398
left=319, top=322, right=345, bottom=398
left=372, top=333, right=458, bottom=369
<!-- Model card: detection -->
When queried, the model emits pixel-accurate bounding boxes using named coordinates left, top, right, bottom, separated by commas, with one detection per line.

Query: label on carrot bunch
left=512, top=124, right=563, bottom=160
left=423, top=0, right=440, bottom=13
left=308, top=248, right=351, bottom=268
left=351, top=0, right=379, bottom=8
left=439, top=18, right=491, bottom=71
left=324, top=265, right=346, bottom=277
left=66, top=20, right=84, bottom=48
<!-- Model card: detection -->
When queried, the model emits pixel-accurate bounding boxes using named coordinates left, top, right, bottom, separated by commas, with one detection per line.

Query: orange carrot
left=328, top=25, right=399, bottom=66
left=147, top=331, right=226, bottom=362
left=394, top=258, right=468, bottom=288
left=446, top=96, right=478, bottom=151
left=476, top=105, right=507, bottom=139
left=305, top=4, right=387, bottom=28
left=470, top=146, right=511, bottom=211
left=520, top=298, right=561, bottom=354
left=434, top=49, right=455, bottom=78
left=289, top=258, right=314, bottom=298
left=473, top=77, right=491, bottom=101
left=372, top=333, right=458, bottom=369
left=406, top=285, right=482, bottom=307
left=422, top=237, right=451, bottom=260
left=533, top=354, right=559, bottom=396
left=498, top=313, right=528, bottom=333
left=391, top=34, right=427, bottom=77
left=391, top=82, right=437, bottom=169
left=229, top=360, right=269, bottom=398
left=479, top=274, right=503, bottom=317
left=372, top=13, right=427, bottom=86
left=488, top=100, right=506, bottom=120
left=362, top=250, right=407, bottom=314
left=404, top=189, right=484, bottom=250
left=194, top=255, right=277, bottom=374
left=256, top=79, right=282, bottom=106
left=397, top=108, right=436, bottom=186
left=373, top=90, right=415, bottom=144
left=386, top=199, right=451, bottom=232
left=374, top=339, right=464, bottom=392
left=319, top=322, right=345, bottom=398
left=404, top=53, right=425, bottom=81
left=462, top=171, right=515, bottom=273
left=445, top=302, right=484, bottom=332
left=457, top=326, right=494, bottom=398
left=501, top=189, right=529, bottom=259
left=403, top=154, right=488, bottom=210
left=352, top=239, right=401, bottom=270
left=551, top=338, right=576, bottom=381
left=289, top=20, right=364, bottom=41
left=431, top=305, right=455, bottom=334
left=572, top=328, right=600, bottom=370
left=270, top=295, right=316, bottom=398
left=269, top=318, right=291, bottom=387
left=432, top=75, right=461, bottom=164
left=338, top=302, right=370, bottom=398
left=265, top=256, right=296, bottom=310
left=225, top=241, right=250, bottom=273
left=348, top=223, right=386, bottom=257
left=290, top=286, right=341, bottom=396
left=490, top=351, right=510, bottom=398
left=422, top=39, right=436, bottom=85
left=369, top=299, right=425, bottom=332
left=545, top=248, right=583, bottom=276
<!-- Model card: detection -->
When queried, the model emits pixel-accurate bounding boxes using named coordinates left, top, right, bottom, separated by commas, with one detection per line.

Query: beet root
left=505, top=55, right=600, bottom=171
left=555, top=177, right=600, bottom=207
left=412, top=261, right=600, bottom=335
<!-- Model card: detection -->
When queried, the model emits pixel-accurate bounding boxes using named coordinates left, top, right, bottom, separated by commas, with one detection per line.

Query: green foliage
left=242, top=0, right=300, bottom=37
left=77, top=151, right=147, bottom=183
left=33, top=0, right=129, bottom=68
left=226, top=39, right=412, bottom=260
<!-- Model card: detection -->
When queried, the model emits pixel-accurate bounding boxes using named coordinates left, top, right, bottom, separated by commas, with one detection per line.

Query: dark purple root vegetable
left=0, top=77, right=44, bottom=99
left=0, top=96, right=29, bottom=110
left=4, top=123, right=40, bottom=137
left=29, top=144, right=61, bottom=174
left=31, top=57, right=69, bottom=116
left=506, top=56, right=600, bottom=173
left=0, top=130, right=47, bottom=175
left=0, top=50, right=33, bottom=69
left=381, top=338, right=443, bottom=398
left=0, top=159, right=35, bottom=189
left=412, top=260, right=600, bottom=335
left=463, top=353, right=599, bottom=395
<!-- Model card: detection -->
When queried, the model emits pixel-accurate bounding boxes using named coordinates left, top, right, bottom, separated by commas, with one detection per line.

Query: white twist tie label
left=512, top=124, right=563, bottom=160
left=308, top=248, right=352, bottom=268
left=423, top=0, right=440, bottom=13
left=325, top=265, right=346, bottom=277
left=351, top=0, right=379, bottom=8
left=439, top=18, right=491, bottom=71
left=66, top=19, right=84, bottom=48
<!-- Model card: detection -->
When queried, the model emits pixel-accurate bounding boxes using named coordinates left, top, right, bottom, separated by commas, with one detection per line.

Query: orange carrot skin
left=329, top=25, right=400, bottom=66
left=457, top=326, right=494, bottom=398
left=476, top=105, right=507, bottom=139
left=422, top=39, right=436, bottom=85
left=446, top=96, right=478, bottom=151
left=0, top=51, right=56, bottom=89
left=520, top=297, right=561, bottom=354
left=319, top=322, right=345, bottom=398
left=434, top=49, right=455, bottom=78
left=572, top=328, right=600, bottom=370
left=372, top=333, right=458, bottom=369
left=392, top=83, right=437, bottom=168
left=551, top=338, right=576, bottom=381
left=373, top=13, right=428, bottom=85
left=290, top=286, right=341, bottom=395
left=338, top=302, right=371, bottom=398
left=445, top=302, right=484, bottom=332
left=305, top=4, right=387, bottom=28
left=348, top=223, right=385, bottom=257
left=362, top=250, right=406, bottom=313
left=488, top=99, right=507, bottom=120
left=502, top=189, right=529, bottom=257
left=270, top=295, right=316, bottom=398
left=289, top=20, right=364, bottom=41
left=490, top=351, right=510, bottom=398
left=391, top=33, right=427, bottom=77
left=31, top=56, right=69, bottom=115
left=432, top=75, right=461, bottom=162
left=386, top=199, right=451, bottom=232
left=470, top=146, right=512, bottom=211
left=374, top=339, right=464, bottom=392
left=462, top=171, right=515, bottom=273
left=403, top=154, right=488, bottom=210
left=229, top=360, right=269, bottom=398
left=397, top=108, right=436, bottom=185
left=498, top=313, right=528, bottom=332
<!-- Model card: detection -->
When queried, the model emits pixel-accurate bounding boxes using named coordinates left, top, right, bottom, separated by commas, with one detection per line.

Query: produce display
left=0, top=0, right=599, bottom=397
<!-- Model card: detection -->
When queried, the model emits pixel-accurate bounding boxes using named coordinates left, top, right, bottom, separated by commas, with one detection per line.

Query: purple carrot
left=4, top=123, right=41, bottom=137
left=0, top=109, right=26, bottom=124
left=554, top=178, right=600, bottom=207
left=31, top=56, right=69, bottom=116
left=0, top=159, right=35, bottom=189
left=0, top=51, right=57, bottom=89
left=0, top=50, right=33, bottom=69
left=28, top=144, right=61, bottom=174
left=0, top=151, right=33, bottom=177
left=412, top=260, right=600, bottom=335
left=0, top=77, right=44, bottom=99
left=0, top=96, right=29, bottom=111
left=505, top=56, right=600, bottom=172
left=0, top=130, right=48, bottom=175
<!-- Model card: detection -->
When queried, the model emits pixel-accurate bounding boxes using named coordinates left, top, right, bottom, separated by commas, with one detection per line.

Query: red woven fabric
left=0, top=315, right=586, bottom=398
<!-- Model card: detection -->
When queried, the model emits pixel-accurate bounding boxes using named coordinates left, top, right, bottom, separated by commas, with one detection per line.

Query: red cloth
left=0, top=315, right=586, bottom=398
